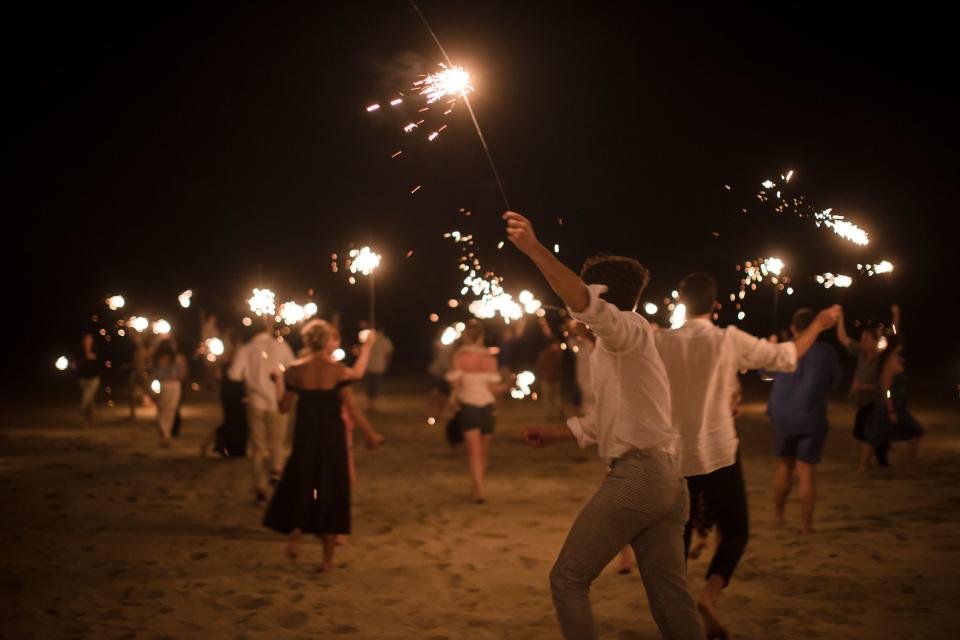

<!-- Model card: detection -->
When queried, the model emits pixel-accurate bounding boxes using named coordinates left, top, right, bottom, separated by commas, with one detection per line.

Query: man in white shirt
left=654, top=272, right=839, bottom=638
left=507, top=212, right=702, bottom=640
left=228, top=318, right=295, bottom=502
left=361, top=324, right=394, bottom=412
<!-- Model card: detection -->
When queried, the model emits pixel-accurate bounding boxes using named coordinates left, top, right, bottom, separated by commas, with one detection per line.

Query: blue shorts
left=773, top=426, right=827, bottom=464
left=459, top=404, right=496, bottom=435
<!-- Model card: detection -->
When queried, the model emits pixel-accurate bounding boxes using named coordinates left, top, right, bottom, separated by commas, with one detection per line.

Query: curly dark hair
left=678, top=272, right=718, bottom=316
left=579, top=255, right=650, bottom=312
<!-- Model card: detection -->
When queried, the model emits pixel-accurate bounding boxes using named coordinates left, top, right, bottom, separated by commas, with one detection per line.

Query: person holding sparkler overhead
left=263, top=320, right=375, bottom=570
left=506, top=212, right=702, bottom=640
left=654, top=272, right=840, bottom=639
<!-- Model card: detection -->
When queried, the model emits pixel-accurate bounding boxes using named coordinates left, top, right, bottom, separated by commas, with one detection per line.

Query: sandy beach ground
left=2, top=380, right=959, bottom=639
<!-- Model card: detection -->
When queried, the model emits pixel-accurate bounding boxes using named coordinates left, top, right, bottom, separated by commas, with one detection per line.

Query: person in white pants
left=151, top=340, right=184, bottom=447
left=229, top=318, right=295, bottom=502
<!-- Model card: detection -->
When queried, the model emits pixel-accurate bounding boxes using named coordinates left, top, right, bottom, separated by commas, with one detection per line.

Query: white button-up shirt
left=228, top=332, right=295, bottom=412
left=654, top=317, right=797, bottom=476
left=565, top=285, right=677, bottom=465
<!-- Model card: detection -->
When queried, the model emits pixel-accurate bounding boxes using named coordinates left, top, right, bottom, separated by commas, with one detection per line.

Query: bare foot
left=365, top=434, right=386, bottom=450
left=697, top=593, right=729, bottom=640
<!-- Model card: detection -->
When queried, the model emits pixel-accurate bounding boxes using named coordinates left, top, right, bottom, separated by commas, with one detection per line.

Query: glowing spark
left=878, top=336, right=889, bottom=351
left=816, top=273, right=853, bottom=289
left=358, top=329, right=371, bottom=344
left=348, top=247, right=382, bottom=276
left=813, top=209, right=869, bottom=245
left=279, top=301, right=306, bottom=326
left=129, top=316, right=149, bottom=332
left=440, top=325, right=462, bottom=346
left=178, top=290, right=193, bottom=309
left=414, top=63, right=473, bottom=104
left=151, top=379, right=161, bottom=394
left=737, top=311, right=746, bottom=320
left=304, top=302, right=318, bottom=318
left=497, top=241, right=504, bottom=249
left=366, top=104, right=380, bottom=112
left=511, top=370, right=536, bottom=400
left=553, top=244, right=560, bottom=253
left=403, top=122, right=418, bottom=133
left=248, top=288, right=276, bottom=317
left=206, top=337, right=225, bottom=357
left=106, top=295, right=125, bottom=311
left=410, top=185, right=422, bottom=194
left=761, top=180, right=776, bottom=189
left=766, top=257, right=784, bottom=276
left=670, top=304, right=687, bottom=330
left=429, top=313, right=439, bottom=323
left=427, top=132, right=439, bottom=142
left=643, top=302, right=658, bottom=315
left=332, top=348, right=346, bottom=362
left=152, top=319, right=172, bottom=335
left=55, top=356, right=69, bottom=371
left=427, top=417, right=436, bottom=426
left=390, top=98, right=403, bottom=106
left=785, top=170, right=794, bottom=182
left=242, top=317, right=252, bottom=327
left=391, top=151, right=403, bottom=158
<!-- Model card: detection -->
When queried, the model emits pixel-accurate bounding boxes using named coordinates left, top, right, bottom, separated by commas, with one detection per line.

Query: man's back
left=229, top=333, right=294, bottom=411
left=767, top=341, right=841, bottom=428
left=655, top=318, right=797, bottom=476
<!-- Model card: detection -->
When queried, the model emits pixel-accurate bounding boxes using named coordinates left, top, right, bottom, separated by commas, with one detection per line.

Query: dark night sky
left=8, top=2, right=959, bottom=389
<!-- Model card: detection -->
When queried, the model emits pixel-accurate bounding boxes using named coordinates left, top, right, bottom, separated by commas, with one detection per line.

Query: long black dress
left=263, top=381, right=350, bottom=536
left=213, top=367, right=249, bottom=457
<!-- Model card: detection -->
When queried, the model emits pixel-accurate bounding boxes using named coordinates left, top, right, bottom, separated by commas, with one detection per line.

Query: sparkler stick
left=409, top=0, right=511, bottom=211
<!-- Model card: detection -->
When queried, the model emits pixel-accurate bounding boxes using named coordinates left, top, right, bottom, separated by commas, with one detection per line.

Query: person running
left=263, top=320, right=375, bottom=570
left=228, top=317, right=295, bottom=502
left=506, top=211, right=702, bottom=640
left=446, top=320, right=506, bottom=503
left=766, top=308, right=842, bottom=534
left=654, top=272, right=839, bottom=638
left=862, top=334, right=924, bottom=474
left=77, top=333, right=102, bottom=429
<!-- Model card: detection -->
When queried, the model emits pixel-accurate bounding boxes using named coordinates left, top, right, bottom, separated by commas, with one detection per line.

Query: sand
left=2, top=382, right=959, bottom=639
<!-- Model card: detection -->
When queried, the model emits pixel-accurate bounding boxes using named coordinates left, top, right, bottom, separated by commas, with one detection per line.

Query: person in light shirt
left=507, top=212, right=702, bottom=640
left=654, top=272, right=840, bottom=639
left=228, top=316, right=296, bottom=502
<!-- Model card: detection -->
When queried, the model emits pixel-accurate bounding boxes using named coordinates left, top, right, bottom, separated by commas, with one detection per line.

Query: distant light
left=242, top=317, right=253, bottom=327
left=206, top=337, right=225, bottom=356
left=304, top=302, right=318, bottom=318
left=643, top=302, right=658, bottom=315
left=151, top=379, right=161, bottom=394
left=671, top=290, right=679, bottom=299
left=427, top=417, right=436, bottom=426
left=358, top=329, right=371, bottom=344
left=332, top=348, right=346, bottom=362
left=129, top=316, right=149, bottom=332
left=553, top=244, right=560, bottom=253
left=178, top=290, right=193, bottom=309
left=737, top=311, right=746, bottom=320
left=106, top=295, right=125, bottom=311
left=448, top=299, right=459, bottom=308
left=152, top=319, right=171, bottom=335
left=429, top=314, right=439, bottom=323
left=55, top=356, right=69, bottom=371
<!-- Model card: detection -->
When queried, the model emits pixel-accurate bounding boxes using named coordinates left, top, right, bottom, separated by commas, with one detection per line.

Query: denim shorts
left=459, top=403, right=495, bottom=435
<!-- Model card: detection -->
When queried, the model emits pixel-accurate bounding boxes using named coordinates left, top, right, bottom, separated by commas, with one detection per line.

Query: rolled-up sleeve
left=729, top=326, right=797, bottom=372
left=568, top=285, right=645, bottom=354
left=566, top=414, right=598, bottom=448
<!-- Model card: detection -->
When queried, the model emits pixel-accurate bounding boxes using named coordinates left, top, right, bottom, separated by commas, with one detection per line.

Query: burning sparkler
left=813, top=209, right=869, bottom=246
left=152, top=319, right=172, bottom=335
left=815, top=273, right=853, bottom=288
left=279, top=301, right=306, bottom=326
left=510, top=370, right=536, bottom=400
left=178, top=290, right=193, bottom=309
left=206, top=337, right=225, bottom=358
left=106, top=295, right=125, bottom=311
left=129, top=316, right=149, bottom=333
left=414, top=63, right=473, bottom=104
left=858, top=260, right=894, bottom=276
left=669, top=304, right=687, bottom=330
left=248, top=288, right=276, bottom=317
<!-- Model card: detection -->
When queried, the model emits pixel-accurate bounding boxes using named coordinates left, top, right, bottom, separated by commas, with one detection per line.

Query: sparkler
left=643, top=302, right=658, bottom=315
left=206, top=337, right=225, bottom=357
left=279, top=301, right=306, bottom=326
left=248, top=288, right=276, bottom=317
left=55, top=356, right=69, bottom=371
left=440, top=325, right=462, bottom=346
left=347, top=247, right=382, bottom=325
left=414, top=63, right=474, bottom=104
left=129, top=316, right=149, bottom=333
left=510, top=370, right=536, bottom=400
left=152, top=319, right=172, bottom=335
left=304, top=302, right=318, bottom=318
left=178, top=290, right=193, bottom=309
left=813, top=208, right=869, bottom=246
left=106, top=295, right=125, bottom=311
left=859, top=260, right=894, bottom=276
left=815, top=273, right=853, bottom=288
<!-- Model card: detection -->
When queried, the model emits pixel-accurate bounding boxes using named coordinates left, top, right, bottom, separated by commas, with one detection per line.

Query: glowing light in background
left=670, top=304, right=687, bottom=330
left=106, top=295, right=125, bottom=311
left=348, top=247, right=382, bottom=276
left=206, top=337, right=225, bottom=357
left=55, top=356, right=69, bottom=371
left=815, top=273, right=853, bottom=289
left=304, top=302, right=318, bottom=318
left=248, top=289, right=276, bottom=317
left=178, top=290, right=193, bottom=309
left=644, top=302, right=658, bottom=315
left=152, top=319, right=172, bottom=335
left=279, top=301, right=306, bottom=326
left=440, top=325, right=462, bottom=346
left=813, top=209, right=869, bottom=246
left=332, top=348, right=346, bottom=362
left=150, top=379, right=161, bottom=394
left=129, top=316, right=149, bottom=333
left=511, top=370, right=536, bottom=400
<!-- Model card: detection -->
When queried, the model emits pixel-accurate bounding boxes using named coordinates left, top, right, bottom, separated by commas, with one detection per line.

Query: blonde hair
left=301, top=319, right=335, bottom=352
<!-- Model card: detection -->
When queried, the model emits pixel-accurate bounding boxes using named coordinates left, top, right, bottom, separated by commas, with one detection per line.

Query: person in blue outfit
left=766, top=308, right=842, bottom=534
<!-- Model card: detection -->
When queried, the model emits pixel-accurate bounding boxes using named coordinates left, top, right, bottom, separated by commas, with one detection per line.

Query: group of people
left=500, top=210, right=922, bottom=640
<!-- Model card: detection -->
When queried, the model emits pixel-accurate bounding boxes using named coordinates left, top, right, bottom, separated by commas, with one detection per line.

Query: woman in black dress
left=863, top=334, right=924, bottom=473
left=263, top=319, right=375, bottom=570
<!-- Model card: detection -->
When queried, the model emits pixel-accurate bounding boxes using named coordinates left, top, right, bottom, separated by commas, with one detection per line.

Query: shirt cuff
left=568, top=284, right=609, bottom=326
left=565, top=416, right=595, bottom=448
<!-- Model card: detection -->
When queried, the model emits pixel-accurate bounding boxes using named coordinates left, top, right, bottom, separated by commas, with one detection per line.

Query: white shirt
left=574, top=339, right=596, bottom=415
left=654, top=317, right=798, bottom=476
left=228, top=332, right=295, bottom=411
left=565, top=285, right=677, bottom=465
left=367, top=335, right=394, bottom=374
left=446, top=346, right=501, bottom=407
